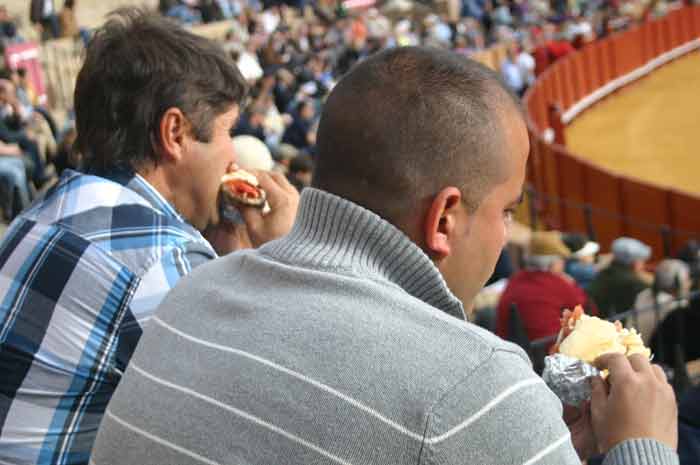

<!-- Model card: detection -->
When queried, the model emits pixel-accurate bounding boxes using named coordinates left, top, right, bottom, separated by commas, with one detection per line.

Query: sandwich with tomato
left=221, top=168, right=267, bottom=209
left=552, top=305, right=650, bottom=363
left=543, top=305, right=651, bottom=405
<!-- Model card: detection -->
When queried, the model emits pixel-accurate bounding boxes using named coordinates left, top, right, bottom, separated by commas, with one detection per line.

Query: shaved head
left=313, top=46, right=522, bottom=228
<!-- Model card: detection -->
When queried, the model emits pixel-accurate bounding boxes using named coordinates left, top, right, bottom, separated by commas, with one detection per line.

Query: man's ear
left=424, top=187, right=463, bottom=259
left=158, top=107, right=190, bottom=164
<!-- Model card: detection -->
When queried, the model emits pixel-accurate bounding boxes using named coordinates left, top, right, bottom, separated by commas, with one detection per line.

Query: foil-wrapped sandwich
left=542, top=306, right=651, bottom=406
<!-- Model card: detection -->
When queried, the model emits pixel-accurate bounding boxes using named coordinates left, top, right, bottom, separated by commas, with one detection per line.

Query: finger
left=594, top=352, right=633, bottom=379
left=238, top=203, right=264, bottom=232
left=268, top=170, right=298, bottom=195
left=652, top=364, right=668, bottom=383
left=627, top=353, right=653, bottom=373
left=253, top=171, right=290, bottom=209
left=589, top=375, right=608, bottom=420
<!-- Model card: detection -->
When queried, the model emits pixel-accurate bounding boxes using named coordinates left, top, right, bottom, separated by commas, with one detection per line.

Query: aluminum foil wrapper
left=542, top=354, right=601, bottom=407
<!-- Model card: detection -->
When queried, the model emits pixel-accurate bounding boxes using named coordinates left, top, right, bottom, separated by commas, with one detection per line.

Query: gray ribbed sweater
left=92, top=188, right=678, bottom=465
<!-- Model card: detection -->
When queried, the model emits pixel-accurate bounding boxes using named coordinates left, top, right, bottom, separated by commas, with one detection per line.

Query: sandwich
left=551, top=305, right=651, bottom=364
left=221, top=168, right=267, bottom=209
left=543, top=306, right=651, bottom=405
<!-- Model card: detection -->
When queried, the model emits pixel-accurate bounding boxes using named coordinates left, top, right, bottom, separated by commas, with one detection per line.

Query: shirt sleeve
left=128, top=241, right=216, bottom=324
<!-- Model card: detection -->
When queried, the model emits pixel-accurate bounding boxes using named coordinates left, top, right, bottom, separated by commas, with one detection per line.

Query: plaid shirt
left=0, top=169, right=216, bottom=465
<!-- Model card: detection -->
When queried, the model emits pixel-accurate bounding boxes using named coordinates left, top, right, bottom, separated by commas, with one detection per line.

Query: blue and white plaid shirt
left=0, top=169, right=217, bottom=465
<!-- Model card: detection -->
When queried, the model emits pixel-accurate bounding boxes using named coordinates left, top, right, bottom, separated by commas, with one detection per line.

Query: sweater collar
left=263, top=188, right=465, bottom=321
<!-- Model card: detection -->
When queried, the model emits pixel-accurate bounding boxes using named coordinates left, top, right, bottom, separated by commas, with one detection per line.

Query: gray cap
left=611, top=237, right=651, bottom=265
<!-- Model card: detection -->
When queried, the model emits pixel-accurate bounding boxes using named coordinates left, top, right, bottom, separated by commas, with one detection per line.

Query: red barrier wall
left=524, top=5, right=700, bottom=259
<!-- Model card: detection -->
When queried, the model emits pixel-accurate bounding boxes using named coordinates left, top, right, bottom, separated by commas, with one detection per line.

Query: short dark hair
left=74, top=8, right=247, bottom=173
left=313, top=46, right=522, bottom=224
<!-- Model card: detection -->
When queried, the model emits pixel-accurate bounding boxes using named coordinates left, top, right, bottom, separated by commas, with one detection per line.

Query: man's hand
left=590, top=353, right=677, bottom=453
left=563, top=402, right=598, bottom=461
left=238, top=171, right=299, bottom=248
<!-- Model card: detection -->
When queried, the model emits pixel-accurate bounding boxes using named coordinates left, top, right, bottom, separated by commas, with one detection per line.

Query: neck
left=138, top=165, right=175, bottom=207
left=263, top=188, right=466, bottom=320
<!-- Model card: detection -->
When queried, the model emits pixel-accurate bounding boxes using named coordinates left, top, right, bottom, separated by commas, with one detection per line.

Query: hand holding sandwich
left=235, top=170, right=299, bottom=248
left=591, top=352, right=677, bottom=453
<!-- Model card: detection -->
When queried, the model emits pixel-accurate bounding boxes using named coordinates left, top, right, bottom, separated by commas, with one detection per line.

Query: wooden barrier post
left=548, top=103, right=566, bottom=146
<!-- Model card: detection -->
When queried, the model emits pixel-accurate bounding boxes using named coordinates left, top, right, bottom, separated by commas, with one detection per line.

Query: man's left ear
left=158, top=107, right=190, bottom=164
left=423, top=186, right=463, bottom=259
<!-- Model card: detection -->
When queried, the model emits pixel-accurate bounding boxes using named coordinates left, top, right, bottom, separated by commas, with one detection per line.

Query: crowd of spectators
left=0, top=0, right=683, bottom=224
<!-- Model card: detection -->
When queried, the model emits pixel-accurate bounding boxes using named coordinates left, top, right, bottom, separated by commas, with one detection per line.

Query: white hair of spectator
left=232, top=135, right=274, bottom=171
left=654, top=259, right=690, bottom=295
left=526, top=254, right=561, bottom=272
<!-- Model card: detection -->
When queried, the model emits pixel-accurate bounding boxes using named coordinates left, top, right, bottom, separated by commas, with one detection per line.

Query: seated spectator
left=485, top=247, right=515, bottom=285
left=588, top=237, right=652, bottom=318
left=649, top=294, right=700, bottom=368
left=281, top=98, right=315, bottom=149
left=501, top=45, right=525, bottom=96
left=676, top=239, right=700, bottom=288
left=0, top=142, right=32, bottom=220
left=516, top=42, right=536, bottom=89
left=287, top=151, right=312, bottom=191
left=0, top=6, right=22, bottom=44
left=59, top=0, right=79, bottom=38
left=679, top=384, right=700, bottom=465
left=165, top=0, right=203, bottom=25
left=0, top=11, right=298, bottom=464
left=634, top=259, right=691, bottom=344
left=496, top=230, right=596, bottom=344
left=30, top=0, right=61, bottom=40
left=233, top=106, right=267, bottom=142
left=562, top=233, right=599, bottom=290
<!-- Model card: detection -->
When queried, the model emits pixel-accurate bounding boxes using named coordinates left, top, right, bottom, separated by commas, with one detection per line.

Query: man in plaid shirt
left=0, top=10, right=299, bottom=465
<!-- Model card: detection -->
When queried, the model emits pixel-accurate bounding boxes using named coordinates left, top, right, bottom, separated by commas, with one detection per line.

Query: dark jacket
left=679, top=385, right=700, bottom=465
left=588, top=261, right=649, bottom=318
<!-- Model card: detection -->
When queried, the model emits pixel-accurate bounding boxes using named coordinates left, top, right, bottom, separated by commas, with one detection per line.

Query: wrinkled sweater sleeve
left=603, top=439, right=679, bottom=465
left=421, top=348, right=679, bottom=465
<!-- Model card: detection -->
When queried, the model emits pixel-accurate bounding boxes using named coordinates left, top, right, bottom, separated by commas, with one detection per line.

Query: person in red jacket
left=496, top=231, right=597, bottom=344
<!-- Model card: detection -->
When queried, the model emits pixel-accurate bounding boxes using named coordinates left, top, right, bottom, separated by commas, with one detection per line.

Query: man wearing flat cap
left=496, top=231, right=597, bottom=344
left=588, top=237, right=652, bottom=318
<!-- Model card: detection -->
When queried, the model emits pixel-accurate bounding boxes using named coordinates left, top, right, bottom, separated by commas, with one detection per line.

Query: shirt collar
left=97, top=168, right=185, bottom=223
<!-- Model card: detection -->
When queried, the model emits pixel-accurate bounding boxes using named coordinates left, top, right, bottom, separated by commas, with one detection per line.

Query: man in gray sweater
left=91, top=47, right=678, bottom=465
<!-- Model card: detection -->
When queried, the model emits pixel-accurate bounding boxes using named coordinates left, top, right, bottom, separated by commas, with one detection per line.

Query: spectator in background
left=234, top=105, right=268, bottom=142
left=678, top=384, right=700, bottom=465
left=0, top=141, right=32, bottom=220
left=0, top=80, right=52, bottom=189
left=677, top=239, right=700, bottom=289
left=287, top=151, right=312, bottom=191
left=634, top=259, right=691, bottom=344
left=516, top=41, right=536, bottom=89
left=59, top=0, right=79, bottom=38
left=588, top=237, right=652, bottom=318
left=562, top=233, right=599, bottom=290
left=0, top=6, right=22, bottom=44
left=282, top=98, right=315, bottom=150
left=29, top=0, right=60, bottom=40
left=501, top=45, right=526, bottom=96
left=496, top=230, right=595, bottom=344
